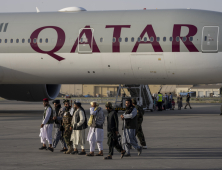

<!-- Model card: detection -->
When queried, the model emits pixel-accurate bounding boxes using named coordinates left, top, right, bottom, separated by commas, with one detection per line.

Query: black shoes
left=124, top=154, right=131, bottom=157
left=71, top=150, right=79, bottom=155
left=78, top=151, right=86, bottom=155
left=48, top=147, right=54, bottom=152
left=39, top=146, right=47, bottom=150
left=60, top=148, right=68, bottom=152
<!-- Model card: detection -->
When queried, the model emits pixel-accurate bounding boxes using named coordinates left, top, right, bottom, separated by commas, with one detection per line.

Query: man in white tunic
left=39, top=98, right=54, bottom=152
left=121, top=99, right=142, bottom=157
left=70, top=101, right=87, bottom=155
left=86, top=101, right=105, bottom=156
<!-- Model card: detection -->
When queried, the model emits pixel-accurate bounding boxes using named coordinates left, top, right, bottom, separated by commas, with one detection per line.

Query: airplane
left=0, top=7, right=221, bottom=101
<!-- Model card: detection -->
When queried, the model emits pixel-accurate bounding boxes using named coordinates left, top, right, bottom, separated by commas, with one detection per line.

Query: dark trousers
left=158, top=102, right=162, bottom=111
left=107, top=132, right=123, bottom=156
left=53, top=128, right=67, bottom=149
left=136, top=125, right=146, bottom=146
left=185, top=101, right=191, bottom=108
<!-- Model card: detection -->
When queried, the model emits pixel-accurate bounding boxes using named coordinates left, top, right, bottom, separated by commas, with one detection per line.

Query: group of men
left=39, top=98, right=147, bottom=159
left=156, top=92, right=192, bottom=111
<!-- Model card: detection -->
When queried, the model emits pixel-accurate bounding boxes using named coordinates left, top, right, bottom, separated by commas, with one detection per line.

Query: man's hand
left=70, top=127, right=73, bottom=131
left=120, top=115, right=124, bottom=120
left=40, top=124, right=44, bottom=128
left=53, top=116, right=57, bottom=120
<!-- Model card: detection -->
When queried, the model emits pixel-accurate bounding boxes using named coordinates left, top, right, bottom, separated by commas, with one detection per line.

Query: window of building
left=137, top=37, right=141, bottom=42
left=113, top=37, right=116, bottom=43
left=176, top=36, right=180, bottom=42
left=189, top=37, right=193, bottom=42
left=16, top=39, right=19, bottom=43
left=170, top=37, right=173, bottom=41
left=150, top=37, right=154, bottom=42
left=100, top=38, right=103, bottom=42
left=22, top=39, right=25, bottom=43
left=144, top=37, right=147, bottom=42
left=5, top=39, right=7, bottom=43
left=182, top=37, right=187, bottom=42
left=204, top=36, right=207, bottom=41
left=156, top=37, right=160, bottom=42
left=10, top=39, right=13, bottom=43
left=163, top=37, right=166, bottom=42
left=39, top=38, right=42, bottom=43
left=125, top=37, right=128, bottom=42
left=119, top=37, right=122, bottom=42
left=131, top=37, right=134, bottom=42
left=28, top=39, right=31, bottom=43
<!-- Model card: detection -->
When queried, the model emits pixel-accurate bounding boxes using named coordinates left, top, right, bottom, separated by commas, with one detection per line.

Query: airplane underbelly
left=130, top=53, right=167, bottom=81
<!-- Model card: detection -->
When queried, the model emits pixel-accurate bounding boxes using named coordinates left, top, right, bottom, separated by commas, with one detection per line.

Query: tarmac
left=0, top=100, right=222, bottom=170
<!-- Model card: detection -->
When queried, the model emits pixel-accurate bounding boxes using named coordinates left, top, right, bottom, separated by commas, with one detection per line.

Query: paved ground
left=0, top=100, right=222, bottom=170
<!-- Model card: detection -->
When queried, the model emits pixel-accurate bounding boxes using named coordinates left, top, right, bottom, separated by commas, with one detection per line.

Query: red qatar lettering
left=132, top=25, right=163, bottom=52
left=71, top=26, right=100, bottom=53
left=172, top=24, right=199, bottom=52
left=30, top=26, right=65, bottom=61
left=106, top=25, right=131, bottom=52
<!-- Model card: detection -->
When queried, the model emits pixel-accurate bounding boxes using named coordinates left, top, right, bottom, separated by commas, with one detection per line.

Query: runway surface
left=0, top=100, right=222, bottom=170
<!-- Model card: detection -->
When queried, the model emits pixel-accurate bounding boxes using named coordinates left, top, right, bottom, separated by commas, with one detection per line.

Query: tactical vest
left=43, top=105, right=54, bottom=124
left=74, top=109, right=88, bottom=130
left=62, top=112, right=72, bottom=125
left=124, top=106, right=137, bottom=129
left=158, top=94, right=163, bottom=102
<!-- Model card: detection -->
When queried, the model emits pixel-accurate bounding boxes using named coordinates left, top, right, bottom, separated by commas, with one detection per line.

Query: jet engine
left=0, top=84, right=61, bottom=101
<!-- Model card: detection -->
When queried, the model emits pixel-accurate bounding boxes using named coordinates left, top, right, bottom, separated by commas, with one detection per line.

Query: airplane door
left=78, top=28, right=94, bottom=53
left=201, top=26, right=219, bottom=52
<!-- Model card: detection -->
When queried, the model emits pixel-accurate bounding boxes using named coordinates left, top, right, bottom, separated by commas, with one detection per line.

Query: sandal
left=86, top=153, right=94, bottom=156
left=96, top=153, right=103, bottom=156
left=120, top=150, right=126, bottom=159
left=104, top=156, right=112, bottom=160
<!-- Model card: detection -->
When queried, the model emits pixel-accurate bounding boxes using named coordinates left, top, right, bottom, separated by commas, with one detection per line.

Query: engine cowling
left=0, top=84, right=61, bottom=101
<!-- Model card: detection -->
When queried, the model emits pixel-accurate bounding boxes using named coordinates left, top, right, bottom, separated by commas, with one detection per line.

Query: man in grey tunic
left=120, top=99, right=142, bottom=157
left=52, top=100, right=67, bottom=152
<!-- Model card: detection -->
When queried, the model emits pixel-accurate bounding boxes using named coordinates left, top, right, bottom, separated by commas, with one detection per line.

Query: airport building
left=190, top=85, right=222, bottom=97
left=60, top=84, right=130, bottom=97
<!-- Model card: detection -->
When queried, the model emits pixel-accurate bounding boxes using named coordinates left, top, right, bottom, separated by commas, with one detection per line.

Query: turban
left=43, top=98, right=48, bottom=102
left=52, top=100, right=60, bottom=104
left=63, top=99, right=70, bottom=104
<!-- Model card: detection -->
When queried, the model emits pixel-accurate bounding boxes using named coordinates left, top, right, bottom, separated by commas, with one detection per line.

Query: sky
left=0, top=0, right=222, bottom=13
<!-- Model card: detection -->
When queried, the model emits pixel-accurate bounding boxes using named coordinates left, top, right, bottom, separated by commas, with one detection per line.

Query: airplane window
left=182, top=37, right=186, bottom=42
left=0, top=39, right=1, bottom=43
left=10, top=39, right=13, bottom=43
left=131, top=37, right=134, bottom=42
left=80, top=38, right=83, bottom=43
left=33, top=38, right=37, bottom=43
left=16, top=39, right=19, bottom=43
left=144, top=37, right=147, bottom=42
left=176, top=36, right=180, bottom=42
left=22, top=39, right=25, bottom=43
left=204, top=36, right=207, bottom=41
left=45, top=38, right=48, bottom=43
left=119, top=37, right=122, bottom=42
left=150, top=37, right=154, bottom=42
left=125, top=37, right=128, bottom=42
left=112, top=37, right=116, bottom=43
left=28, top=39, right=31, bottom=43
left=137, top=37, right=141, bottom=42
left=163, top=37, right=166, bottom=42
left=189, top=37, right=193, bottom=42
left=39, top=38, right=42, bottom=43
left=170, top=37, right=173, bottom=41
left=5, top=39, right=7, bottom=43
left=157, top=37, right=160, bottom=42
left=100, top=38, right=103, bottom=42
